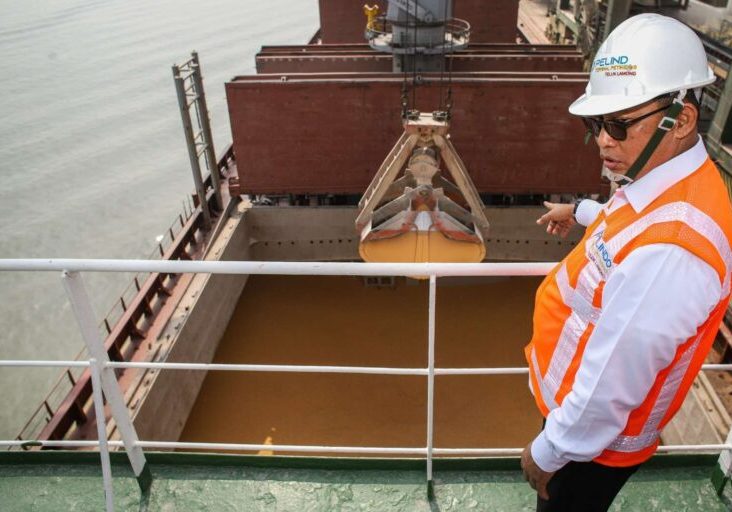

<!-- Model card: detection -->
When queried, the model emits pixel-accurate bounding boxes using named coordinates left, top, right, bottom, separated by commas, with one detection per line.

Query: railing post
left=90, top=358, right=115, bottom=512
left=61, top=271, right=152, bottom=492
left=426, top=275, right=436, bottom=498
left=712, top=426, right=732, bottom=495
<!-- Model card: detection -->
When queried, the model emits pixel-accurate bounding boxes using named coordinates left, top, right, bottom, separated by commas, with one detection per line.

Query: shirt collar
left=619, top=135, right=708, bottom=213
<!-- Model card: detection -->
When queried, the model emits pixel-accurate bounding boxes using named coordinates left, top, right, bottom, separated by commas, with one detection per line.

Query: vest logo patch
left=587, top=231, right=614, bottom=277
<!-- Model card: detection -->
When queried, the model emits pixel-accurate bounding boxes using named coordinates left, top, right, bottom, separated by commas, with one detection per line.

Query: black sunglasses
left=581, top=104, right=671, bottom=141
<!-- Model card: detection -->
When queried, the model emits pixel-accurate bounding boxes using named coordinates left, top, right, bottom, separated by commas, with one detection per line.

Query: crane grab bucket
left=356, top=113, right=490, bottom=264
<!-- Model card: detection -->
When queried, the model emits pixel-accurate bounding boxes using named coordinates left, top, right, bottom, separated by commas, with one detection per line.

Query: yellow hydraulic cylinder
left=363, top=4, right=380, bottom=31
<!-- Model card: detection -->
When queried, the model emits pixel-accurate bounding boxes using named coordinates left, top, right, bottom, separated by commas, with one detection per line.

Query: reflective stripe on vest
left=604, top=201, right=732, bottom=296
left=607, top=331, right=704, bottom=452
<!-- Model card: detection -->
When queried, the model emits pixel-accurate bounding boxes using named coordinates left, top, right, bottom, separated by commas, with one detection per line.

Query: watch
left=572, top=198, right=583, bottom=220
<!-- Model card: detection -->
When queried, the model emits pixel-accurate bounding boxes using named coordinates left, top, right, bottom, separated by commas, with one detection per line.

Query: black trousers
left=536, top=459, right=640, bottom=512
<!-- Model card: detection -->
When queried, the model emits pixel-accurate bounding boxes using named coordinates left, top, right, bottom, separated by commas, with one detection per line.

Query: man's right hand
left=537, top=201, right=576, bottom=239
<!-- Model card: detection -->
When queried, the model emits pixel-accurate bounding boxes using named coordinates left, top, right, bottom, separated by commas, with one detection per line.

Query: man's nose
left=596, top=126, right=618, bottom=148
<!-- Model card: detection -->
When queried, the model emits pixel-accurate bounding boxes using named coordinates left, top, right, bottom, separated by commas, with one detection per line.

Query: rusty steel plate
left=258, top=43, right=580, bottom=55
left=226, top=73, right=602, bottom=195
left=256, top=51, right=584, bottom=74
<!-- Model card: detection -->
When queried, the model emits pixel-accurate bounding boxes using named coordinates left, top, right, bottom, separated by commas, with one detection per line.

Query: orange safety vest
left=525, top=157, right=732, bottom=467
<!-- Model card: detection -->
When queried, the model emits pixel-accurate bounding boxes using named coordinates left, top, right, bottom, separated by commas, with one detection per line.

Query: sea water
left=0, top=0, right=318, bottom=439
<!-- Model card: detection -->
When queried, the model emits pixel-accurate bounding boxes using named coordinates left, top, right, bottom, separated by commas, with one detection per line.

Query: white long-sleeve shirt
left=531, top=136, right=723, bottom=472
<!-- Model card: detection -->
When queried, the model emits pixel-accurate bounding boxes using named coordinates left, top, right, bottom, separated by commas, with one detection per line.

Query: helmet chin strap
left=621, top=89, right=687, bottom=183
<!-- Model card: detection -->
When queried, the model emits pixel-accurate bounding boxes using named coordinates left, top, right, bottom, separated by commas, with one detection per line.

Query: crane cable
left=445, top=2, right=455, bottom=120
left=411, top=0, right=419, bottom=115
left=401, top=3, right=409, bottom=119
left=400, top=0, right=421, bottom=119
left=401, top=0, right=455, bottom=119
left=445, top=13, right=455, bottom=121
left=438, top=0, right=448, bottom=112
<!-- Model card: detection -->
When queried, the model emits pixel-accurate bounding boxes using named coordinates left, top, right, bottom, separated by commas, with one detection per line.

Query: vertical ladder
left=172, top=51, right=223, bottom=228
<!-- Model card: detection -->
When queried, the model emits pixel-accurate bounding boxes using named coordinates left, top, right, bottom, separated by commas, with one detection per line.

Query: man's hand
left=521, top=442, right=555, bottom=500
left=536, top=201, right=575, bottom=238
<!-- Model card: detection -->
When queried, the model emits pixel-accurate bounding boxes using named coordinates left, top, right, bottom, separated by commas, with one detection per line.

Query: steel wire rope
left=401, top=7, right=409, bottom=119
left=411, top=0, right=419, bottom=113
left=446, top=7, right=455, bottom=119
left=438, top=0, right=449, bottom=112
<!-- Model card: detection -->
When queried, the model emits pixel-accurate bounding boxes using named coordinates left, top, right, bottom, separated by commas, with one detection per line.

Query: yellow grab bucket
left=359, top=230, right=486, bottom=263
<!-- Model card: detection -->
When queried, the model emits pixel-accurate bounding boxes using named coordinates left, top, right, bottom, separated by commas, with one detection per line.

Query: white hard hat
left=569, top=14, right=715, bottom=117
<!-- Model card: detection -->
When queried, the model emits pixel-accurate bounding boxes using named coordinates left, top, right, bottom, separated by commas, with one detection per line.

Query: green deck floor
left=0, top=452, right=730, bottom=511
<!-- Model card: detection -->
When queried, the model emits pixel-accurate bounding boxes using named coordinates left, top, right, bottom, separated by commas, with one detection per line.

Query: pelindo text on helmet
left=593, top=55, right=630, bottom=67
left=592, top=57, right=638, bottom=76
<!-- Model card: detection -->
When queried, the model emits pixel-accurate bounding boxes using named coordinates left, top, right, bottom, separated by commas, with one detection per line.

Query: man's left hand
left=521, top=442, right=555, bottom=500
left=536, top=201, right=575, bottom=239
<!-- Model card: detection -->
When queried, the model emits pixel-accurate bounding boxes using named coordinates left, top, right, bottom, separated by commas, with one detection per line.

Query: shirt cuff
left=531, top=430, right=569, bottom=472
left=574, top=199, right=602, bottom=227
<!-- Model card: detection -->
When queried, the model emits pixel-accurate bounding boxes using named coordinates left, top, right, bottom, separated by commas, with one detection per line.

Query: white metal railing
left=1, top=259, right=732, bottom=512
left=0, top=259, right=555, bottom=275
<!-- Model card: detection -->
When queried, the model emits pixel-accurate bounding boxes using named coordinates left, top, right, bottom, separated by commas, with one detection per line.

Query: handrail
left=4, top=438, right=732, bottom=456
left=0, top=259, right=556, bottom=276
left=5, top=359, right=732, bottom=373
left=1, top=259, right=731, bottom=512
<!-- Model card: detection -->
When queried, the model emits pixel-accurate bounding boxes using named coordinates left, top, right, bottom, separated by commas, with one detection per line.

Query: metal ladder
left=172, top=52, right=223, bottom=228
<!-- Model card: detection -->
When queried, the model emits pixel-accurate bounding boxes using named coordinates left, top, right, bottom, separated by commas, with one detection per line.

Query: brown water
left=181, top=275, right=543, bottom=455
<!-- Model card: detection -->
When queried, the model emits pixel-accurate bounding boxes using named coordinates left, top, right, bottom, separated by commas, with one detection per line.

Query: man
left=520, top=13, right=732, bottom=511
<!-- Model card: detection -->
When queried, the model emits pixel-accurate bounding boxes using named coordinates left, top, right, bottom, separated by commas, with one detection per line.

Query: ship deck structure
left=4, top=0, right=732, bottom=510
left=2, top=452, right=732, bottom=511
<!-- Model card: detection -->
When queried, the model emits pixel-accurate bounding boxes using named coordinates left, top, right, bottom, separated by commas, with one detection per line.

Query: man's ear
left=674, top=102, right=698, bottom=139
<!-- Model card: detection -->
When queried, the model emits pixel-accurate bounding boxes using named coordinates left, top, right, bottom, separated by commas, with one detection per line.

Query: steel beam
left=191, top=52, right=223, bottom=211
left=555, top=8, right=578, bottom=36
left=173, top=65, right=212, bottom=227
